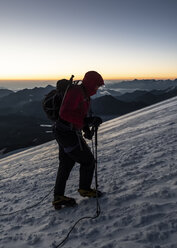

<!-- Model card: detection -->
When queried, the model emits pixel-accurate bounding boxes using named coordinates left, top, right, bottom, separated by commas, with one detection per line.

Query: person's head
left=82, top=71, right=104, bottom=96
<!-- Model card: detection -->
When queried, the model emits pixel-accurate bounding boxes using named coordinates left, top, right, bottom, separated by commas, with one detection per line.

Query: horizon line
left=0, top=77, right=177, bottom=81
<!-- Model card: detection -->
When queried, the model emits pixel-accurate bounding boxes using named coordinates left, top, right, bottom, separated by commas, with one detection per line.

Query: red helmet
left=82, top=71, right=104, bottom=96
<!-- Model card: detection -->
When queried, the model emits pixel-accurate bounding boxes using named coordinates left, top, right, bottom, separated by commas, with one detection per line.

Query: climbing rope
left=0, top=187, right=54, bottom=217
left=0, top=126, right=101, bottom=248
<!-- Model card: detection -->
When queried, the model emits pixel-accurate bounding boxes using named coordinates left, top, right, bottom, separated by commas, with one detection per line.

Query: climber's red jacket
left=59, top=71, right=104, bottom=129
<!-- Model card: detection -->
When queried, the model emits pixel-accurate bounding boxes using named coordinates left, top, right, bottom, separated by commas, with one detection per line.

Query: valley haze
left=0, top=78, right=177, bottom=91
left=0, top=79, right=177, bottom=156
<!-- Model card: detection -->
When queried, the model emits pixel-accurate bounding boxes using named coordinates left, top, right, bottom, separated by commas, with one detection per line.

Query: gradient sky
left=0, top=0, right=177, bottom=80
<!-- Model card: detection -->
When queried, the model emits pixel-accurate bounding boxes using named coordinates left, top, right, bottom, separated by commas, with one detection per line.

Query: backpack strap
left=81, top=84, right=90, bottom=102
left=58, top=80, right=73, bottom=116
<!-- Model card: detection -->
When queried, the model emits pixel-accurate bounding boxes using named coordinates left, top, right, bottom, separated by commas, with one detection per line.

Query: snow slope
left=0, top=96, right=177, bottom=248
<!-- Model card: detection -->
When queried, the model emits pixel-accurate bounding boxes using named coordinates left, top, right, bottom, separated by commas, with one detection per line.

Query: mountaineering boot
left=52, top=195, right=77, bottom=210
left=78, top=188, right=102, bottom=198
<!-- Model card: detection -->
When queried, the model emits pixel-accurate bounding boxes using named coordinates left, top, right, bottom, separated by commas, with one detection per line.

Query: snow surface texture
left=0, top=97, right=177, bottom=248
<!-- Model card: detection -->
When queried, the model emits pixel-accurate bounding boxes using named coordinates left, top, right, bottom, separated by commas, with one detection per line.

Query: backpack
left=42, top=75, right=76, bottom=121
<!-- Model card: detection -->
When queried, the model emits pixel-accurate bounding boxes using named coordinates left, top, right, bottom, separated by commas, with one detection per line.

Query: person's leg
left=53, top=126, right=95, bottom=192
left=54, top=145, right=75, bottom=196
left=68, top=138, right=95, bottom=190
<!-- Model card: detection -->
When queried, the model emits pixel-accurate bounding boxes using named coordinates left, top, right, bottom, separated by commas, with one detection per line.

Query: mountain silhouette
left=0, top=82, right=177, bottom=154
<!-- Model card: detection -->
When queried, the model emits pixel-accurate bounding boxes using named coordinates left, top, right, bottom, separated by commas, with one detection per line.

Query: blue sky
left=0, top=0, right=177, bottom=80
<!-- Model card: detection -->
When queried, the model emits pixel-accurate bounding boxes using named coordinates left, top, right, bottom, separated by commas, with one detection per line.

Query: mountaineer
left=50, top=71, right=104, bottom=209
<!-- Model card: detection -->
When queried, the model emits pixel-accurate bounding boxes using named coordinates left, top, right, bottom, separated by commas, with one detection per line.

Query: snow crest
left=0, top=97, right=177, bottom=248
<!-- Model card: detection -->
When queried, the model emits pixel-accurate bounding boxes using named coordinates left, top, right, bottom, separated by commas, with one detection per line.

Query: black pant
left=53, top=125, right=95, bottom=196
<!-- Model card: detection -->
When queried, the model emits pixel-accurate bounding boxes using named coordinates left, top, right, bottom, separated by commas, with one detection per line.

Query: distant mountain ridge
left=108, top=78, right=177, bottom=91
left=116, top=87, right=177, bottom=104
left=0, top=88, right=14, bottom=98
left=0, top=85, right=54, bottom=109
left=92, top=95, right=146, bottom=115
left=0, top=80, right=177, bottom=154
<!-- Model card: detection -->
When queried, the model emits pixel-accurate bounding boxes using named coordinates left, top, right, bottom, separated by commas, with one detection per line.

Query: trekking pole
left=94, top=126, right=98, bottom=190
left=93, top=126, right=101, bottom=216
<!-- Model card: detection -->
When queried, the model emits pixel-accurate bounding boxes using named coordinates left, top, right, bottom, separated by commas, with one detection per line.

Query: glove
left=84, top=116, right=103, bottom=128
left=92, top=116, right=102, bottom=127
left=83, top=125, right=94, bottom=140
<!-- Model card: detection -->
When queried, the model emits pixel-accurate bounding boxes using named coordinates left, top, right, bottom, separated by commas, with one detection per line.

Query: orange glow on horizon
left=0, top=72, right=177, bottom=81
